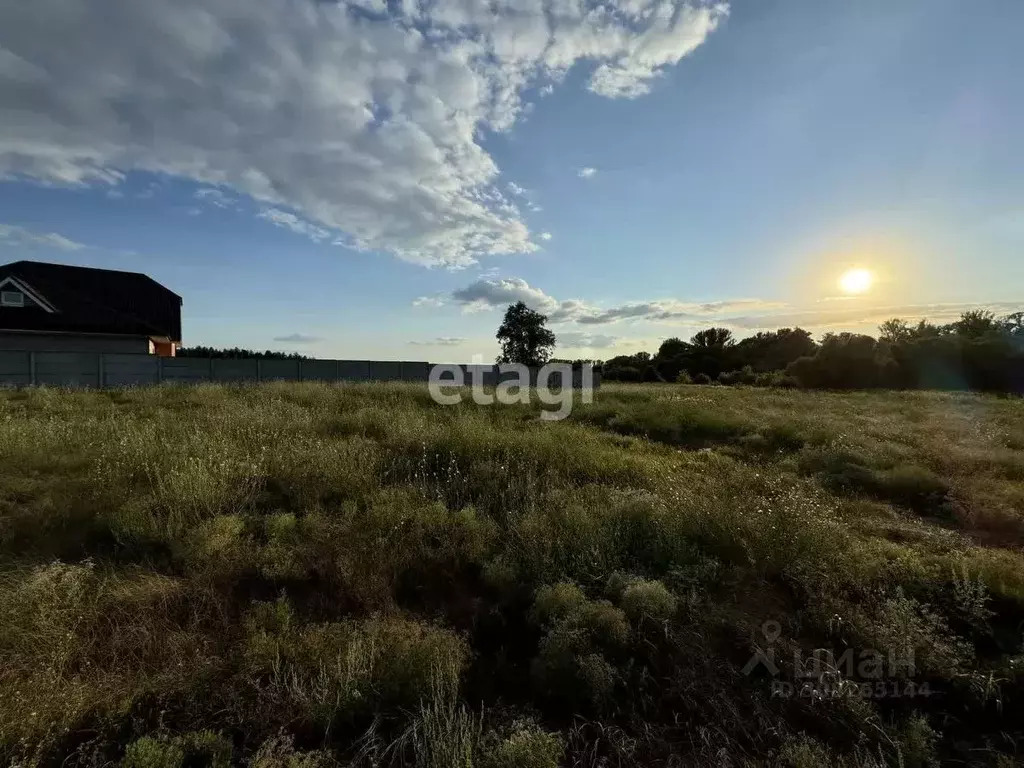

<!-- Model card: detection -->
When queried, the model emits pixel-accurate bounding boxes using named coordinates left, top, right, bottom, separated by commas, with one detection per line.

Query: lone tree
left=496, top=301, right=556, bottom=367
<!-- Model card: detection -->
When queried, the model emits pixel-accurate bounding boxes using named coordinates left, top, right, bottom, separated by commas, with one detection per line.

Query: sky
left=0, top=0, right=1021, bottom=361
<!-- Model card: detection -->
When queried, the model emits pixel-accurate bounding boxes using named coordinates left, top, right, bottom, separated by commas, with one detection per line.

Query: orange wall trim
left=152, top=339, right=177, bottom=357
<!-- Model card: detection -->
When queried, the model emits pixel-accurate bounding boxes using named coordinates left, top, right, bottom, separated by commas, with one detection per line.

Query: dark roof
left=0, top=261, right=182, bottom=341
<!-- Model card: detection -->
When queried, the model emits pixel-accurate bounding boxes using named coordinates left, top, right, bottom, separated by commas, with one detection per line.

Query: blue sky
left=0, top=0, right=1020, bottom=360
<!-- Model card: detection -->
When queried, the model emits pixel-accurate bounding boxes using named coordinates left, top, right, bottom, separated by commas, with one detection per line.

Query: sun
left=838, top=268, right=873, bottom=295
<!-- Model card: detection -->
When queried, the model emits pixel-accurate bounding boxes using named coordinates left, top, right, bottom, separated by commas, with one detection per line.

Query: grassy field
left=1, top=382, right=1023, bottom=767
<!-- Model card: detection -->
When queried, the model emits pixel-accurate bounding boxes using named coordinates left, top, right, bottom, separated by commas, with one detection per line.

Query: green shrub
left=531, top=582, right=588, bottom=625
left=242, top=605, right=468, bottom=723
left=122, top=731, right=232, bottom=768
left=619, top=579, right=677, bottom=621
left=571, top=600, right=630, bottom=646
left=831, top=589, right=972, bottom=679
left=778, top=735, right=833, bottom=768
left=251, top=735, right=335, bottom=768
left=529, top=586, right=627, bottom=709
left=532, top=624, right=618, bottom=707
left=482, top=723, right=562, bottom=768
left=122, top=737, right=185, bottom=768
left=718, top=366, right=756, bottom=387
left=895, top=713, right=939, bottom=768
left=481, top=555, right=522, bottom=597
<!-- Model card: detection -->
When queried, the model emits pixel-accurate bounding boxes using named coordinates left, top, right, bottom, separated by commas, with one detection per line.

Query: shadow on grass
left=798, top=447, right=954, bottom=518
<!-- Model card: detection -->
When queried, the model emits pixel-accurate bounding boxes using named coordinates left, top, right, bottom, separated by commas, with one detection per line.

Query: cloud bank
left=557, top=331, right=620, bottom=348
left=443, top=276, right=781, bottom=324
left=409, top=336, right=467, bottom=346
left=425, top=276, right=1021, bottom=334
left=0, top=223, right=86, bottom=251
left=0, top=0, right=726, bottom=267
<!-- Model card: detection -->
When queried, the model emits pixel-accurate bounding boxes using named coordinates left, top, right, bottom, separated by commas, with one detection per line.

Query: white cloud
left=450, top=277, right=562, bottom=315
left=0, top=223, right=87, bottom=251
left=557, top=331, right=620, bottom=348
left=574, top=298, right=786, bottom=324
left=0, top=0, right=724, bottom=267
left=258, top=208, right=331, bottom=243
left=409, top=336, right=467, bottom=346
left=577, top=167, right=598, bottom=179
left=442, top=277, right=787, bottom=325
left=273, top=333, right=322, bottom=343
left=413, top=294, right=448, bottom=308
left=195, top=186, right=236, bottom=209
left=507, top=182, right=528, bottom=197
left=539, top=84, right=555, bottom=96
left=539, top=232, right=552, bottom=240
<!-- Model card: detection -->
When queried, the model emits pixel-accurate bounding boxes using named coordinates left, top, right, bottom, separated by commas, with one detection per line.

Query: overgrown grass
left=1, top=382, right=1022, bottom=766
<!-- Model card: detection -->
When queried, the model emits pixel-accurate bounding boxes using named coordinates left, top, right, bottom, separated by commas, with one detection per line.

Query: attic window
left=1, top=290, right=25, bottom=307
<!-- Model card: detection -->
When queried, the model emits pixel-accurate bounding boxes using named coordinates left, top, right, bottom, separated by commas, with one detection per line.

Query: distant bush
left=752, top=369, right=798, bottom=388
left=693, top=373, right=713, bottom=385
left=718, top=365, right=756, bottom=386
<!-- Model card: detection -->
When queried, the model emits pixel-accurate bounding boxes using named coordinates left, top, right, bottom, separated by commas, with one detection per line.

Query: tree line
left=601, top=310, right=1024, bottom=393
left=177, top=346, right=310, bottom=360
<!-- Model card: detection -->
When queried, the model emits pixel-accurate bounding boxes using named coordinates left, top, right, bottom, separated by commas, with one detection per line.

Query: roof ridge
left=1, top=260, right=182, bottom=299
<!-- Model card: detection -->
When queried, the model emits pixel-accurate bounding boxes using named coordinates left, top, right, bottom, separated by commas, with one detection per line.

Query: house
left=0, top=260, right=182, bottom=356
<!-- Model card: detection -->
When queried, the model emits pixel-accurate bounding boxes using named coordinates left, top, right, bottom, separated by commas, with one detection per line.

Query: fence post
left=29, top=351, right=36, bottom=386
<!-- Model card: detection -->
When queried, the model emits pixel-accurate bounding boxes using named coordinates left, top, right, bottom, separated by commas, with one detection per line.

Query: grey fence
left=0, top=352, right=431, bottom=387
left=0, top=352, right=599, bottom=389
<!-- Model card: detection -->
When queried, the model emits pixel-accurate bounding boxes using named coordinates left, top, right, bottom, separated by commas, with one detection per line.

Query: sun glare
left=838, top=268, right=873, bottom=295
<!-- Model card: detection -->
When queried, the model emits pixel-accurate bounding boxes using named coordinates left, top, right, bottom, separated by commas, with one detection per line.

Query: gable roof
left=0, top=261, right=182, bottom=341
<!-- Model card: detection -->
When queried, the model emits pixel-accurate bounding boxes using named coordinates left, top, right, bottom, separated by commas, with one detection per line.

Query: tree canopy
left=599, top=309, right=1023, bottom=394
left=495, top=301, right=557, bottom=367
left=177, top=346, right=310, bottom=360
